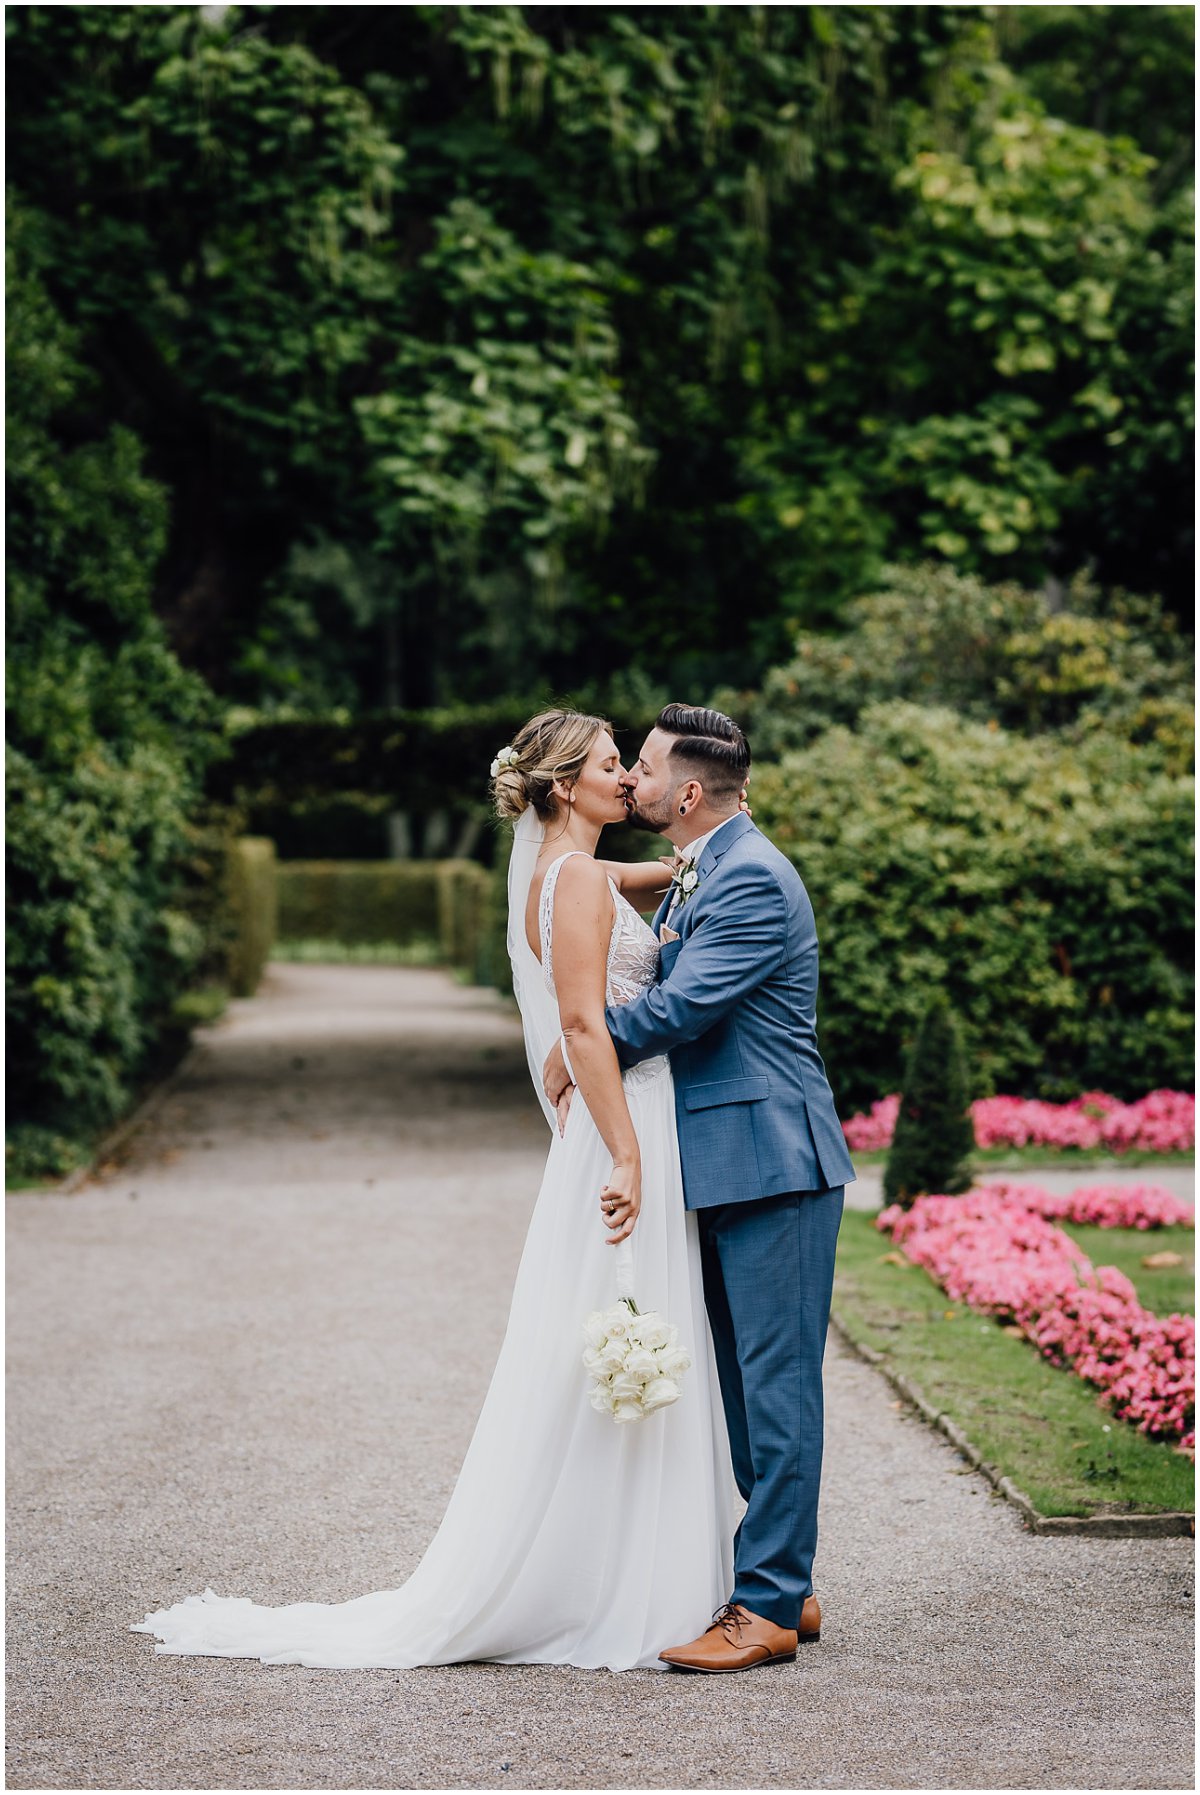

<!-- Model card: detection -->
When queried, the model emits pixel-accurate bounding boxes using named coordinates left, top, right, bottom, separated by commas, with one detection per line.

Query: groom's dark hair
left=656, top=703, right=751, bottom=806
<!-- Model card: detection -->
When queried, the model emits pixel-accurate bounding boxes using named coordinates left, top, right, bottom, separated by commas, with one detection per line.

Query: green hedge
left=278, top=861, right=441, bottom=945
left=227, top=838, right=277, bottom=997
left=437, top=860, right=491, bottom=974
left=277, top=858, right=501, bottom=976
left=6, top=197, right=224, bottom=1183
left=751, top=703, right=1194, bottom=1110
left=212, top=699, right=662, bottom=861
left=719, top=564, right=1193, bottom=773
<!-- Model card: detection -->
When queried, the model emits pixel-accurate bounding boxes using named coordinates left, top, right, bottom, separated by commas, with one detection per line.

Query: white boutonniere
left=669, top=856, right=700, bottom=908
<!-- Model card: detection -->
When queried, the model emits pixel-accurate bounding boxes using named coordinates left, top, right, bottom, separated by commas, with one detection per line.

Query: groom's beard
left=623, top=790, right=676, bottom=834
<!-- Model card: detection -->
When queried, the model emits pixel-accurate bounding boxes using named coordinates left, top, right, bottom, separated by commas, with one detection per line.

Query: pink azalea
left=876, top=1190, right=1195, bottom=1449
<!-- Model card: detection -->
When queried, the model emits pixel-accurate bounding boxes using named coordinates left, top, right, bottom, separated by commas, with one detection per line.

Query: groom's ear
left=676, top=778, right=704, bottom=817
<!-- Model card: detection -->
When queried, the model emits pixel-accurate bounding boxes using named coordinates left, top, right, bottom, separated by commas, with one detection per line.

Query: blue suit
left=605, top=811, right=855, bottom=1627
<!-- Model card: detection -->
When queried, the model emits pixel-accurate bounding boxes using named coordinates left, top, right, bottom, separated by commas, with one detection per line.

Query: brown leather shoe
left=659, top=1602, right=799, bottom=1673
left=799, top=1593, right=821, bottom=1643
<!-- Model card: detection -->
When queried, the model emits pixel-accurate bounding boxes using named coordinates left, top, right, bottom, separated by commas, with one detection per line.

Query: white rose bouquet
left=581, top=1294, right=692, bottom=1424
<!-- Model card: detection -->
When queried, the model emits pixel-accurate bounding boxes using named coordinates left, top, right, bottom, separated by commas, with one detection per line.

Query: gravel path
left=6, top=964, right=1194, bottom=1790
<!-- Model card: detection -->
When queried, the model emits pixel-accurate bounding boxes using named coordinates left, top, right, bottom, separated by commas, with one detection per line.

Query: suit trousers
left=697, top=1185, right=845, bottom=1630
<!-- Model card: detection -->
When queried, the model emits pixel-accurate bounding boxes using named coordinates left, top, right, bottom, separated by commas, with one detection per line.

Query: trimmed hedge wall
left=227, top=837, right=277, bottom=998
left=278, top=862, right=441, bottom=945
left=276, top=858, right=501, bottom=980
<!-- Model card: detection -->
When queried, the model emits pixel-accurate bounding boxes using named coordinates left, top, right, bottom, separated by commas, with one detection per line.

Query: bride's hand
left=739, top=783, right=752, bottom=816
left=600, top=1161, right=641, bottom=1243
left=542, top=1038, right=571, bottom=1108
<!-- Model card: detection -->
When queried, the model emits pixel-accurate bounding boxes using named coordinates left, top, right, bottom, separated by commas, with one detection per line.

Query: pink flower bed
left=979, top=1181, right=1195, bottom=1231
left=843, top=1089, right=1195, bottom=1156
left=973, top=1091, right=1195, bottom=1155
left=876, top=1190, right=1195, bottom=1450
left=843, top=1094, right=901, bottom=1152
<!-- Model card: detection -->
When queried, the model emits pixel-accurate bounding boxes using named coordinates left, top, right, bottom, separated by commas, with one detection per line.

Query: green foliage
left=275, top=857, right=493, bottom=977
left=1002, top=7, right=1195, bottom=193
left=742, top=563, right=1192, bottom=770
left=745, top=87, right=1192, bottom=616
left=6, top=194, right=223, bottom=1173
left=750, top=703, right=1194, bottom=1110
left=277, top=861, right=443, bottom=947
left=436, top=860, right=493, bottom=976
left=226, top=837, right=277, bottom=997
left=214, top=695, right=664, bottom=860
left=883, top=997, right=975, bottom=1208
left=6, top=6, right=1190, bottom=715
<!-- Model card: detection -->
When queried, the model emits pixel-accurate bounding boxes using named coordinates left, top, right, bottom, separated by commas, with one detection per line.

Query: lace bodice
left=539, top=852, right=660, bottom=1007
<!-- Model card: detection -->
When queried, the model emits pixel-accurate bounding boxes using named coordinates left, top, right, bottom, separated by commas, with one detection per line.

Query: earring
left=679, top=805, right=687, bottom=816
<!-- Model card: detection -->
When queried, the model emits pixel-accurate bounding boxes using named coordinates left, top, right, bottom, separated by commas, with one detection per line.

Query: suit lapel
left=678, top=813, right=756, bottom=937
left=696, top=811, right=755, bottom=881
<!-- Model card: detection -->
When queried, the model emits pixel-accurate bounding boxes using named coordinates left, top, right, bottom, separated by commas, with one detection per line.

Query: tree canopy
left=7, top=4, right=1193, bottom=711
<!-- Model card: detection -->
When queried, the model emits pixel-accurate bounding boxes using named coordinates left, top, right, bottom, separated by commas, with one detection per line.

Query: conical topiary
left=883, top=995, right=975, bottom=1209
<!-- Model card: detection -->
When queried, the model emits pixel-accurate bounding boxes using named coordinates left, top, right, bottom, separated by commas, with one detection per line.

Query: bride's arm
left=550, top=856, right=641, bottom=1243
left=598, top=857, right=674, bottom=903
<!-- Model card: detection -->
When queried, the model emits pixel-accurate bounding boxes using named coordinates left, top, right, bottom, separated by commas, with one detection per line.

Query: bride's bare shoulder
left=548, top=852, right=606, bottom=892
left=545, top=855, right=614, bottom=932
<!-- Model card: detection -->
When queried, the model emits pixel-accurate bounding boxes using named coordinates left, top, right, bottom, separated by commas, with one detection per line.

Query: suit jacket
left=606, top=812, right=856, bottom=1209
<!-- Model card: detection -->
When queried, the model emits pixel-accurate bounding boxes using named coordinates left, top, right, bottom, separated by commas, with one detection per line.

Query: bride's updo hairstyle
left=491, top=709, right=609, bottom=823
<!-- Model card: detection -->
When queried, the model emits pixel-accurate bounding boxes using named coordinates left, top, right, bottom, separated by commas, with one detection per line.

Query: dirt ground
left=6, top=963, right=1194, bottom=1790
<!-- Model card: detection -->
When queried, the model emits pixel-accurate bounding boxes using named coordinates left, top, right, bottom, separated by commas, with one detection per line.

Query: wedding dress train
left=131, top=822, right=735, bottom=1671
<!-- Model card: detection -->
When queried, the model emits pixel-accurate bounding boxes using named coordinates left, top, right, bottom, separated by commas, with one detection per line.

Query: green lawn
left=851, top=1146, right=1195, bottom=1171
left=272, top=937, right=444, bottom=965
left=1060, top=1221, right=1195, bottom=1319
left=833, top=1209, right=1195, bottom=1519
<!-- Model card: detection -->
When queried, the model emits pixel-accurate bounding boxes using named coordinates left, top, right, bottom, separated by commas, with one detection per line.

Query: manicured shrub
left=750, top=703, right=1194, bottom=1109
left=437, top=859, right=492, bottom=970
left=227, top=838, right=278, bottom=997
left=275, top=858, right=494, bottom=976
left=276, top=862, right=441, bottom=947
left=883, top=997, right=975, bottom=1209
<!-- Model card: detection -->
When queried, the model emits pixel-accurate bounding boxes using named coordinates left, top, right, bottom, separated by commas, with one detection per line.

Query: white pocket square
left=659, top=924, right=680, bottom=944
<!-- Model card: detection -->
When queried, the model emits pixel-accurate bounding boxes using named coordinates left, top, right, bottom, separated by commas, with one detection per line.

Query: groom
left=543, top=702, right=856, bottom=1673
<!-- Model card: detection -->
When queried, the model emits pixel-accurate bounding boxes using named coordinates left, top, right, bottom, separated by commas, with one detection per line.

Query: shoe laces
left=710, top=1601, right=748, bottom=1640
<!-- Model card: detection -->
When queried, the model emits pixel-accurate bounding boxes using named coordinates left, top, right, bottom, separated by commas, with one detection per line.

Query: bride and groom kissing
left=133, top=702, right=855, bottom=1675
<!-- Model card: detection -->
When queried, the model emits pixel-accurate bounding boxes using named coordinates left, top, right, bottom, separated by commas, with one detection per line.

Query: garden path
left=7, top=964, right=1193, bottom=1790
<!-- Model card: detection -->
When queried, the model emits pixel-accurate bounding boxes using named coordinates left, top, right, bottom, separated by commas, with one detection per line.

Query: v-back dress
left=131, top=853, right=734, bottom=1671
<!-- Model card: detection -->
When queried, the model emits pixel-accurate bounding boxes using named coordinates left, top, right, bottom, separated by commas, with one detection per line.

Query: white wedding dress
left=131, top=813, right=735, bottom=1671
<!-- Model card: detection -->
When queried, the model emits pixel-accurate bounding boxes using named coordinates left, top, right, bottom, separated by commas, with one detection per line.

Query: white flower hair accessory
left=490, top=744, right=521, bottom=778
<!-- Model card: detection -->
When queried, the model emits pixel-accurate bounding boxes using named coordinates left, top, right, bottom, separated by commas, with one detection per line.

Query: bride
left=131, top=708, right=735, bottom=1672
